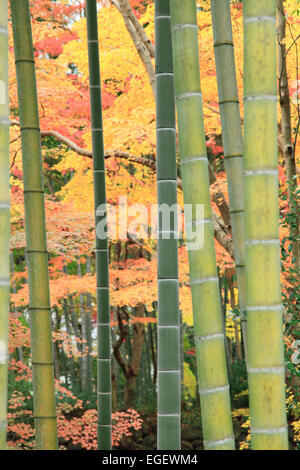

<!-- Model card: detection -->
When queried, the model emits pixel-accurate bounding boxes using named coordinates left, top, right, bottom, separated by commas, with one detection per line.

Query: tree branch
left=110, top=0, right=155, bottom=96
left=10, top=119, right=234, bottom=258
left=118, top=0, right=155, bottom=59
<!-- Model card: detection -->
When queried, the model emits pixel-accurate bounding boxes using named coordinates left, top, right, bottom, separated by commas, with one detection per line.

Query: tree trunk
left=124, top=304, right=145, bottom=408
left=63, top=299, right=77, bottom=394
left=10, top=0, right=57, bottom=449
left=243, top=0, right=288, bottom=449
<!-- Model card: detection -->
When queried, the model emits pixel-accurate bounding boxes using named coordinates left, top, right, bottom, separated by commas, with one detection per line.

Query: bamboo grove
left=0, top=0, right=298, bottom=451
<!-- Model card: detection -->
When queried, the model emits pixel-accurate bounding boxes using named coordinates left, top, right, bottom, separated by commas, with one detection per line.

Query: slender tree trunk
left=63, top=299, right=77, bottom=393
left=86, top=0, right=111, bottom=450
left=0, top=1, right=9, bottom=450
left=170, top=0, right=234, bottom=449
left=210, top=0, right=247, bottom=357
left=243, top=0, right=288, bottom=449
left=10, top=0, right=57, bottom=449
left=69, top=295, right=82, bottom=391
left=124, top=306, right=145, bottom=408
left=148, top=322, right=157, bottom=384
left=155, top=0, right=181, bottom=450
left=116, top=0, right=155, bottom=96
left=277, top=0, right=299, bottom=270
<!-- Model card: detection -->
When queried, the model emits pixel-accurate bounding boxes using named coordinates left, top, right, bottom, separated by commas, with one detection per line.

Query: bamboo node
left=157, top=179, right=177, bottom=184
left=244, top=94, right=277, bottom=102
left=219, top=99, right=239, bottom=106
left=244, top=169, right=278, bottom=176
left=172, top=24, right=198, bottom=32
left=32, top=362, right=54, bottom=366
left=195, top=333, right=224, bottom=342
left=251, top=426, right=287, bottom=434
left=246, top=304, right=283, bottom=312
left=156, top=73, right=173, bottom=77
left=15, top=58, right=35, bottom=65
left=203, top=436, right=235, bottom=447
left=23, top=190, right=44, bottom=194
left=247, top=366, right=285, bottom=374
left=244, top=16, right=276, bottom=24
left=185, top=218, right=212, bottom=226
left=190, top=276, right=218, bottom=286
left=34, top=416, right=57, bottom=420
left=157, top=127, right=176, bottom=131
left=20, top=126, right=40, bottom=131
left=28, top=307, right=51, bottom=311
left=245, top=239, right=279, bottom=245
left=199, top=384, right=229, bottom=395
left=181, top=155, right=207, bottom=164
left=214, top=41, right=233, bottom=48
left=177, top=91, right=202, bottom=101
left=155, top=16, right=171, bottom=21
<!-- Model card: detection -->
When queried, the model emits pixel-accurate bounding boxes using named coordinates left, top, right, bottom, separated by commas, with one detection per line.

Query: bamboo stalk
left=10, top=0, right=57, bottom=449
left=170, top=0, right=234, bottom=449
left=210, top=0, right=247, bottom=356
left=243, top=0, right=288, bottom=450
left=86, top=0, right=111, bottom=450
left=0, top=0, right=9, bottom=450
left=155, top=0, right=181, bottom=450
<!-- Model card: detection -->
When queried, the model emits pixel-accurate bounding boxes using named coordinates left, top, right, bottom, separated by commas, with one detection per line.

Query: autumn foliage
left=7, top=0, right=300, bottom=450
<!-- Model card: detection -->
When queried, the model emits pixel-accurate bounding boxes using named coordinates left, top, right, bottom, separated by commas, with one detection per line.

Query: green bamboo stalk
left=170, top=0, right=235, bottom=450
left=243, top=0, right=288, bottom=450
left=155, top=0, right=181, bottom=450
left=86, top=0, right=111, bottom=450
left=10, top=0, right=57, bottom=450
left=0, top=0, right=9, bottom=450
left=210, top=0, right=247, bottom=356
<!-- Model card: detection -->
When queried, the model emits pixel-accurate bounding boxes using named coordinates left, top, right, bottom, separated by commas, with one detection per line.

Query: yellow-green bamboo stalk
left=0, top=0, right=9, bottom=451
left=210, top=0, right=247, bottom=356
left=10, top=0, right=58, bottom=450
left=170, top=0, right=234, bottom=450
left=243, top=0, right=288, bottom=450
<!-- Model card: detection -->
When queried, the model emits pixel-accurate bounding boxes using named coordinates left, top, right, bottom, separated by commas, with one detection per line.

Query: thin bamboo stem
left=210, top=0, right=247, bottom=357
left=86, top=0, right=111, bottom=450
left=10, top=0, right=57, bottom=449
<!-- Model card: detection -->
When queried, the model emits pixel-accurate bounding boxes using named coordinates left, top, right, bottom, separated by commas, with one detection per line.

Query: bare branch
left=10, top=120, right=234, bottom=258
left=118, top=0, right=155, bottom=58
left=110, top=0, right=155, bottom=96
